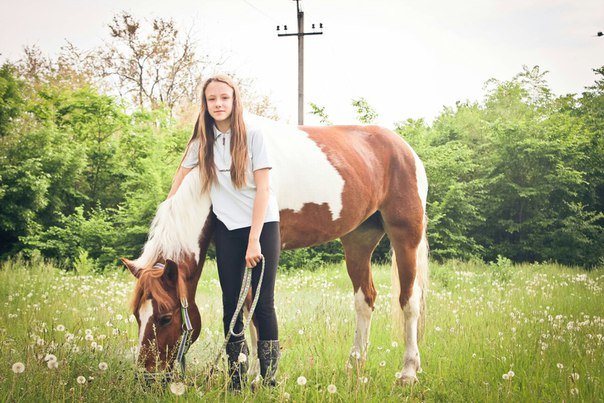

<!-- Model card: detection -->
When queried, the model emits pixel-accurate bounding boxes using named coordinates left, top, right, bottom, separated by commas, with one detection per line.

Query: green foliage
left=399, top=65, right=603, bottom=267
left=308, top=102, right=332, bottom=125
left=352, top=97, right=378, bottom=124
left=0, top=63, right=24, bottom=136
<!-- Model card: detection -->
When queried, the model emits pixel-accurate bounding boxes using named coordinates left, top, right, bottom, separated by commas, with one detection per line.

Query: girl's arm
left=245, top=168, right=271, bottom=268
left=167, top=166, right=193, bottom=198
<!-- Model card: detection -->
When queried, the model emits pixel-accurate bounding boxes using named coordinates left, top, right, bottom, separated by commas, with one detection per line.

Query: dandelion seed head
left=56, top=325, right=65, bottom=332
left=47, top=360, right=58, bottom=369
left=44, top=354, right=57, bottom=362
left=570, top=373, right=579, bottom=382
left=379, top=361, right=386, bottom=367
left=283, top=392, right=290, bottom=400
left=502, top=373, right=509, bottom=380
left=570, top=387, right=579, bottom=396
left=76, top=376, right=86, bottom=384
left=170, top=382, right=186, bottom=395
left=508, top=370, right=515, bottom=378
left=297, top=376, right=307, bottom=386
left=327, top=384, right=337, bottom=394
left=557, top=363, right=564, bottom=369
left=395, top=371, right=403, bottom=379
left=98, top=362, right=108, bottom=371
left=391, top=341, right=398, bottom=348
left=238, top=353, right=247, bottom=363
left=298, top=329, right=304, bottom=335
left=12, top=362, right=25, bottom=374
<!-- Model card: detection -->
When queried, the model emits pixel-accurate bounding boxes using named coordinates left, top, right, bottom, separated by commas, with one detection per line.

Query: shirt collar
left=213, top=125, right=231, bottom=138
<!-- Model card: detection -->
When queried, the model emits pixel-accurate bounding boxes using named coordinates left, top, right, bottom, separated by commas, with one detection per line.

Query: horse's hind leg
left=381, top=208, right=427, bottom=383
left=340, top=212, right=385, bottom=365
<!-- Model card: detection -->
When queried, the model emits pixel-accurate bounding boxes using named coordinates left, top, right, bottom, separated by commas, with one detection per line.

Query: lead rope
left=213, top=257, right=265, bottom=367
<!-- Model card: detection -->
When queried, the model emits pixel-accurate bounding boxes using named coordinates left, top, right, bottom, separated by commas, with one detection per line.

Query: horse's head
left=122, top=257, right=201, bottom=377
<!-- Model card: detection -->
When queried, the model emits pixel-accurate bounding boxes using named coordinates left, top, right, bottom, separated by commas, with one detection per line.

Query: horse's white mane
left=132, top=168, right=211, bottom=268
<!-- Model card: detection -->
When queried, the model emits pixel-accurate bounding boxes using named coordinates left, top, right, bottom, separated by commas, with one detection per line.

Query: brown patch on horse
left=130, top=265, right=178, bottom=315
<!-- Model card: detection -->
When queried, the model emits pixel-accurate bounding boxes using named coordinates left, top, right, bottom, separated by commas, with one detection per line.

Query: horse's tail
left=390, top=215, right=429, bottom=342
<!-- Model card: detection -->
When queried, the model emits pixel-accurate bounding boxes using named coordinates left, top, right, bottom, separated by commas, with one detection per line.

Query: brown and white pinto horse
left=122, top=115, right=428, bottom=383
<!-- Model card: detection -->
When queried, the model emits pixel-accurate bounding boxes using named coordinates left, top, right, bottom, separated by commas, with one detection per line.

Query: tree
left=352, top=97, right=378, bottom=124
left=100, top=12, right=207, bottom=112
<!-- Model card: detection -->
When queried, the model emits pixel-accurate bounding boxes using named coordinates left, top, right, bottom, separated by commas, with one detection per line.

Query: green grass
left=1, top=257, right=602, bottom=402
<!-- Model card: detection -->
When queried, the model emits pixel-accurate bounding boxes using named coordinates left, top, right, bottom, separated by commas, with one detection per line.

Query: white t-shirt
left=182, top=124, right=280, bottom=230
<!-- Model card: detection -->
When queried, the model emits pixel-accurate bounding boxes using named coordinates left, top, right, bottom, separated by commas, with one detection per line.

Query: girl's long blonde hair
left=183, top=75, right=248, bottom=193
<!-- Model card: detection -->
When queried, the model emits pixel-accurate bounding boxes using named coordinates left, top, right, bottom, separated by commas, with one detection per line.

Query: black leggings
left=215, top=219, right=280, bottom=342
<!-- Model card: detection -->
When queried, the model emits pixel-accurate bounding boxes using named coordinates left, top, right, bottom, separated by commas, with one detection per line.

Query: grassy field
left=0, top=257, right=602, bottom=402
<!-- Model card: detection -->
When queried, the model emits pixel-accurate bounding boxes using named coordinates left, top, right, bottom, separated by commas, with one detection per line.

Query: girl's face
left=205, top=81, right=234, bottom=126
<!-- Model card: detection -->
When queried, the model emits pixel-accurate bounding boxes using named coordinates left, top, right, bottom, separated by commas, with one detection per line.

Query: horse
left=121, top=114, right=429, bottom=384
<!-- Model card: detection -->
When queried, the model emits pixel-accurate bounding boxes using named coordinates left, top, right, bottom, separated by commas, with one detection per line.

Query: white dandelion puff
left=12, top=362, right=25, bottom=374
left=327, top=384, right=337, bottom=394
left=502, top=373, right=509, bottom=380
left=56, top=325, right=65, bottom=332
left=238, top=353, right=247, bottom=363
left=170, top=382, right=186, bottom=395
left=395, top=371, right=403, bottom=379
left=44, top=354, right=57, bottom=363
left=76, top=376, right=86, bottom=384
left=98, top=362, right=108, bottom=371
left=570, top=373, right=579, bottom=382
left=556, top=363, right=564, bottom=369
left=379, top=361, right=386, bottom=367
left=297, top=376, right=307, bottom=386
left=391, top=341, right=398, bottom=348
left=47, top=360, right=58, bottom=369
left=507, top=370, right=515, bottom=378
left=85, top=334, right=94, bottom=341
left=570, top=388, right=579, bottom=396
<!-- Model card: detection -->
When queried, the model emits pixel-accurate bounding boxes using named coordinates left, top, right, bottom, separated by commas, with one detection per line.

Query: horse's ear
left=164, top=259, right=178, bottom=282
left=121, top=258, right=141, bottom=278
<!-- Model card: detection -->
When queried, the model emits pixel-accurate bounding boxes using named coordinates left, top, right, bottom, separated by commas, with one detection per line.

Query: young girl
left=168, top=75, right=281, bottom=390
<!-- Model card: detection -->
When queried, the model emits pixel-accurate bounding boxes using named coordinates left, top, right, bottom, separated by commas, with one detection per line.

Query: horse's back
left=249, top=116, right=422, bottom=249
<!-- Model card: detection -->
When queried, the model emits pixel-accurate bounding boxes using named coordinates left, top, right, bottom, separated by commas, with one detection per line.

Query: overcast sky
left=2, top=0, right=603, bottom=126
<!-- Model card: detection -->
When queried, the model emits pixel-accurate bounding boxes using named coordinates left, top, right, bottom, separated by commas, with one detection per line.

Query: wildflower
left=570, top=388, right=579, bottom=396
left=391, top=341, right=398, bottom=348
left=327, top=384, right=337, bottom=394
left=76, top=376, right=86, bottom=384
left=502, top=373, right=509, bottom=380
left=297, top=376, right=307, bottom=386
left=85, top=329, right=92, bottom=335
left=48, top=360, right=59, bottom=369
left=112, top=329, right=119, bottom=336
left=298, top=329, right=304, bottom=335
left=395, top=371, right=403, bottom=379
left=570, top=373, right=579, bottom=382
left=44, top=354, right=57, bottom=363
left=379, top=361, right=386, bottom=367
left=85, top=334, right=94, bottom=341
left=98, top=362, right=108, bottom=371
left=557, top=363, right=564, bottom=369
left=359, top=376, right=368, bottom=384
left=36, top=338, right=45, bottom=346
left=507, top=370, right=515, bottom=378
left=170, top=382, right=186, bottom=396
left=56, top=325, right=65, bottom=332
left=238, top=353, right=247, bottom=363
left=12, top=362, right=25, bottom=374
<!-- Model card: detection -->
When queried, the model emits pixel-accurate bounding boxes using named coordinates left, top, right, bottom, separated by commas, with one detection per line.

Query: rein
left=213, top=257, right=265, bottom=367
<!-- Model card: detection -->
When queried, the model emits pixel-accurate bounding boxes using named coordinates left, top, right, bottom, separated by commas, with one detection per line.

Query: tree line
left=1, top=14, right=602, bottom=269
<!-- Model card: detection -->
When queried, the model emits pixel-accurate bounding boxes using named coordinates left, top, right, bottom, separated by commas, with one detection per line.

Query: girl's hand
left=245, top=239, right=263, bottom=268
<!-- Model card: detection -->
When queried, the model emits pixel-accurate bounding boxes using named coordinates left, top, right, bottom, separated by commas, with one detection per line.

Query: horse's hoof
left=399, top=373, right=418, bottom=385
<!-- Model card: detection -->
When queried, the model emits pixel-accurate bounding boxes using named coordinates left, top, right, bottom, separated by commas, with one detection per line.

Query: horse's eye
left=157, top=314, right=173, bottom=327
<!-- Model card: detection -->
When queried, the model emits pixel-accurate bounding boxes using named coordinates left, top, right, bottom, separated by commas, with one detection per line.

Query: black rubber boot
left=257, top=340, right=280, bottom=387
left=225, top=339, right=249, bottom=392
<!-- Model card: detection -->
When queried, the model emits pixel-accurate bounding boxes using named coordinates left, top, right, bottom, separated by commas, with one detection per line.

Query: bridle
left=135, top=264, right=195, bottom=384
left=136, top=259, right=264, bottom=383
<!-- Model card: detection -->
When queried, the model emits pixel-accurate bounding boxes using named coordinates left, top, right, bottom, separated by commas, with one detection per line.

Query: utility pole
left=277, top=0, right=323, bottom=125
